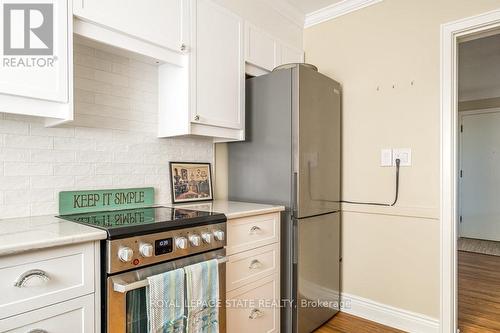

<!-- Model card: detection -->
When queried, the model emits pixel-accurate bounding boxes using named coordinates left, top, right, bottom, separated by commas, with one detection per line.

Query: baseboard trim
left=341, top=293, right=439, bottom=333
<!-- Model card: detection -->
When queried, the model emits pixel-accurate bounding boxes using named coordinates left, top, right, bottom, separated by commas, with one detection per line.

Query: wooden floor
left=458, top=250, right=500, bottom=333
left=314, top=312, right=404, bottom=333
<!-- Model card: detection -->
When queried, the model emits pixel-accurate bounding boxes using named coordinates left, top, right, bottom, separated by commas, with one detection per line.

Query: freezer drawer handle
left=248, top=308, right=264, bottom=319
left=248, top=259, right=262, bottom=270
left=249, top=226, right=261, bottom=235
left=14, top=269, right=50, bottom=287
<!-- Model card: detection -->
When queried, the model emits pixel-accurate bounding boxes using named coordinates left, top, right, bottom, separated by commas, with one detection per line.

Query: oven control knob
left=189, top=234, right=202, bottom=247
left=139, top=243, right=154, bottom=258
left=118, top=247, right=134, bottom=262
left=175, top=237, right=188, bottom=250
left=213, top=230, right=225, bottom=242
left=201, top=232, right=212, bottom=244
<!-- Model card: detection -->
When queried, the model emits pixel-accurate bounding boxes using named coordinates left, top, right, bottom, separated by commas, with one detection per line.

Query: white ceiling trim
left=305, top=0, right=383, bottom=28
left=262, top=0, right=305, bottom=28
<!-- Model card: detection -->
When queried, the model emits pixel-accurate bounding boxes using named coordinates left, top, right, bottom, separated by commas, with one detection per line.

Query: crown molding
left=261, top=0, right=305, bottom=28
left=305, top=0, right=383, bottom=28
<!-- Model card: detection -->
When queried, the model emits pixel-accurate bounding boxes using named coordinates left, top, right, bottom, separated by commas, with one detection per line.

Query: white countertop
left=173, top=200, right=286, bottom=219
left=0, top=215, right=107, bottom=257
left=0, top=201, right=283, bottom=257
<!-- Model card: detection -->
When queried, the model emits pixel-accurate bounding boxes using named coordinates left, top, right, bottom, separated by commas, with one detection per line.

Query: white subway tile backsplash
left=4, top=162, right=52, bottom=176
left=5, top=134, right=53, bottom=149
left=0, top=41, right=213, bottom=219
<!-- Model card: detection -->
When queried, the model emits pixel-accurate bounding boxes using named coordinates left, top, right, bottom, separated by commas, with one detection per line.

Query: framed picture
left=169, top=162, right=213, bottom=203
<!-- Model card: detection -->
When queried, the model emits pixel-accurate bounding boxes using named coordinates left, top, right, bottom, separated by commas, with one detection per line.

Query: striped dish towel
left=185, top=259, right=220, bottom=333
left=147, top=268, right=185, bottom=333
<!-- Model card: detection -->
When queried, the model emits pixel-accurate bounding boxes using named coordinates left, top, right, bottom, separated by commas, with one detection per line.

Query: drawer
left=227, top=213, right=280, bottom=255
left=227, top=243, right=279, bottom=292
left=227, top=273, right=280, bottom=333
left=0, top=242, right=95, bottom=319
left=0, top=294, right=94, bottom=332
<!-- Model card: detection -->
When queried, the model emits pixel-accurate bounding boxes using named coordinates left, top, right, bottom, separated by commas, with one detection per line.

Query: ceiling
left=459, top=33, right=500, bottom=101
left=285, top=0, right=343, bottom=14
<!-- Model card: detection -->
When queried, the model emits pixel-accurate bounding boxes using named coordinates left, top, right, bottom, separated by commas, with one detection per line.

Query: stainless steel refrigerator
left=228, top=63, right=341, bottom=333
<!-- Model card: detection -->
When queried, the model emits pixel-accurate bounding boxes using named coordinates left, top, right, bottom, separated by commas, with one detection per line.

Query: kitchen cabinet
left=277, top=42, right=304, bottom=66
left=0, top=0, right=73, bottom=125
left=73, top=0, right=186, bottom=54
left=245, top=23, right=277, bottom=72
left=226, top=212, right=281, bottom=332
left=159, top=0, right=245, bottom=141
left=244, top=21, right=304, bottom=76
left=0, top=242, right=100, bottom=333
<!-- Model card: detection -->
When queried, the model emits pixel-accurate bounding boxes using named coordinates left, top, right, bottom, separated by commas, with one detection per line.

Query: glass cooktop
left=58, top=206, right=226, bottom=239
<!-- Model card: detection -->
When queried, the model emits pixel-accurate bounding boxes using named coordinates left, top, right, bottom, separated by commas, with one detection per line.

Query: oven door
left=107, top=248, right=227, bottom=333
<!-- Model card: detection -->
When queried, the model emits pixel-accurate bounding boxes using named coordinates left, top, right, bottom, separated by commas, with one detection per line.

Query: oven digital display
left=155, top=238, right=173, bottom=255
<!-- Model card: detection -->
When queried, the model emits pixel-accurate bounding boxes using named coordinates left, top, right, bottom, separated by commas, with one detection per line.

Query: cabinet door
left=193, top=0, right=244, bottom=130
left=245, top=23, right=276, bottom=71
left=277, top=42, right=304, bottom=66
left=73, top=0, right=184, bottom=52
left=0, top=0, right=70, bottom=103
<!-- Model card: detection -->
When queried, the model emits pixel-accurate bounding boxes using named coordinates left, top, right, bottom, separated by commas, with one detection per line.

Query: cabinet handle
left=248, top=259, right=262, bottom=270
left=249, top=308, right=264, bottom=320
left=14, top=269, right=50, bottom=287
left=27, top=330, right=48, bottom=333
left=180, top=43, right=188, bottom=52
left=194, top=115, right=200, bottom=121
left=249, top=226, right=261, bottom=235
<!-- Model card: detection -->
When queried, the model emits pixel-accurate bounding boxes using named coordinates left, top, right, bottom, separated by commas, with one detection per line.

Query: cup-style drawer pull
left=249, top=226, right=261, bottom=234
left=248, top=259, right=262, bottom=270
left=249, top=308, right=264, bottom=320
left=27, top=330, right=48, bottom=333
left=14, top=269, right=50, bottom=287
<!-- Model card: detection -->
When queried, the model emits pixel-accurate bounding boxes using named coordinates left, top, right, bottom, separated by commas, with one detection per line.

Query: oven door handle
left=112, top=256, right=228, bottom=293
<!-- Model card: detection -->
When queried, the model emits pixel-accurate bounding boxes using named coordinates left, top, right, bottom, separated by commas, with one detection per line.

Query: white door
left=73, top=0, right=184, bottom=52
left=0, top=0, right=69, bottom=103
left=460, top=110, right=500, bottom=241
left=192, top=0, right=244, bottom=130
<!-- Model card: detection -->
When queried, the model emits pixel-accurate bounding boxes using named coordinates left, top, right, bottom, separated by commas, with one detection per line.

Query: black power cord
left=340, top=158, right=401, bottom=207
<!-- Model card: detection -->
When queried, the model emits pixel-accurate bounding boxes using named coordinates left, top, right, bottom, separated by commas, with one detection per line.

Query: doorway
left=456, top=32, right=500, bottom=332
left=440, top=9, right=500, bottom=333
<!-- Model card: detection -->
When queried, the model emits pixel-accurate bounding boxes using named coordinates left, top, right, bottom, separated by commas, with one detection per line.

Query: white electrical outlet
left=381, top=149, right=393, bottom=167
left=393, top=148, right=411, bottom=166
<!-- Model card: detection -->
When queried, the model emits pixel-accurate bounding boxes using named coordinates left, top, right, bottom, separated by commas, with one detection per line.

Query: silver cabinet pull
left=27, top=330, right=48, bottom=333
left=14, top=269, right=50, bottom=287
left=248, top=259, right=262, bottom=270
left=194, top=115, right=200, bottom=121
left=249, top=226, right=261, bottom=235
left=249, top=308, right=264, bottom=319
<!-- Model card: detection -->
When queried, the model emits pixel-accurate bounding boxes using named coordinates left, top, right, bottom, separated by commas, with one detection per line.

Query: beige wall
left=304, top=0, right=500, bottom=319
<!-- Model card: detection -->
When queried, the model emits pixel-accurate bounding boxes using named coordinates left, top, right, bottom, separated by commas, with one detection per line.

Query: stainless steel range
left=60, top=206, right=227, bottom=333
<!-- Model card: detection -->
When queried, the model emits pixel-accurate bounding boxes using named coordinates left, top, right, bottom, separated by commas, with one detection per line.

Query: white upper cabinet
left=0, top=0, right=73, bottom=124
left=73, top=0, right=185, bottom=53
left=245, top=23, right=276, bottom=72
left=159, top=0, right=245, bottom=142
left=277, top=42, right=304, bottom=66
left=192, top=0, right=244, bottom=131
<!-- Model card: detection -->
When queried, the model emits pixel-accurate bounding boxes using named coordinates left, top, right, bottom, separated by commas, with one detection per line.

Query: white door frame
left=440, top=9, right=500, bottom=333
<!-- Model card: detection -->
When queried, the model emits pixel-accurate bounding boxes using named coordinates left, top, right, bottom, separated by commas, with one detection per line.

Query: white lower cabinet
left=227, top=273, right=280, bottom=333
left=0, top=242, right=99, bottom=333
left=1, top=294, right=94, bottom=333
left=226, top=212, right=281, bottom=333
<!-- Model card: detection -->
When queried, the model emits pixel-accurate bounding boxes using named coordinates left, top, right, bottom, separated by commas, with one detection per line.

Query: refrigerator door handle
left=292, top=172, right=298, bottom=216
left=292, top=218, right=298, bottom=264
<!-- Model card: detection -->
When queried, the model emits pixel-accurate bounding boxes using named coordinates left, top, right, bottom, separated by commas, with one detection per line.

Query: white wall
left=0, top=40, right=213, bottom=219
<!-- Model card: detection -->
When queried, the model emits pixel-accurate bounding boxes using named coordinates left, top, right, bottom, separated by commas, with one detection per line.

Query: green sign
left=59, top=187, right=155, bottom=215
